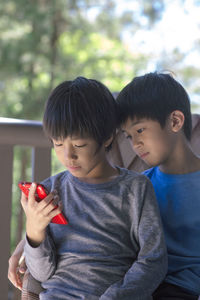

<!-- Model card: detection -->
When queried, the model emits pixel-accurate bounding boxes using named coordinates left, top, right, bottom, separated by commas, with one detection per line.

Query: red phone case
left=18, top=181, right=68, bottom=225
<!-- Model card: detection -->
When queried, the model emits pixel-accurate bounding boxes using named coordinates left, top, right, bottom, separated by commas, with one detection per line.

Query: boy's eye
left=137, top=128, right=144, bottom=134
left=74, top=144, right=87, bottom=148
left=126, top=135, right=132, bottom=140
left=54, top=143, right=63, bottom=147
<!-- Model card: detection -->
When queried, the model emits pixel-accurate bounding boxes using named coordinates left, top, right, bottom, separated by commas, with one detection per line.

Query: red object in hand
left=18, top=181, right=68, bottom=225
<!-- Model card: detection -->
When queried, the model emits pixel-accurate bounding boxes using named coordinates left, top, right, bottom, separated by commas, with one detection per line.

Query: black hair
left=43, top=76, right=117, bottom=150
left=116, top=72, right=192, bottom=140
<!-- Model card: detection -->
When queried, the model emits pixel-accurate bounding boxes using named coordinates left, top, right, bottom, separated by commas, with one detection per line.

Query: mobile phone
left=18, top=181, right=68, bottom=225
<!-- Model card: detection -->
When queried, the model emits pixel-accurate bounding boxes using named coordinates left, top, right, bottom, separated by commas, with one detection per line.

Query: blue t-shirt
left=143, top=166, right=200, bottom=295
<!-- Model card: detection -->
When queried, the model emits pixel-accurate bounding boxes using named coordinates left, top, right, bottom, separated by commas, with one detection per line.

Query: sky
left=88, top=0, right=200, bottom=110
left=121, top=0, right=200, bottom=67
left=117, top=0, right=200, bottom=111
left=88, top=0, right=200, bottom=65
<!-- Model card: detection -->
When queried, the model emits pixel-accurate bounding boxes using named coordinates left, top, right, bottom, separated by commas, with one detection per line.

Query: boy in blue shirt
left=116, top=72, right=200, bottom=299
left=19, top=76, right=167, bottom=299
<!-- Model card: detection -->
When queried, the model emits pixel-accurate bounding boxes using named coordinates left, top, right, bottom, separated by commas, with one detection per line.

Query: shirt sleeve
left=24, top=227, right=57, bottom=282
left=100, top=177, right=168, bottom=300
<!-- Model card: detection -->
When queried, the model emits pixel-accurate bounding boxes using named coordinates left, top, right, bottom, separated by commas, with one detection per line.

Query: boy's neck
left=77, top=161, right=119, bottom=184
left=159, top=139, right=200, bottom=174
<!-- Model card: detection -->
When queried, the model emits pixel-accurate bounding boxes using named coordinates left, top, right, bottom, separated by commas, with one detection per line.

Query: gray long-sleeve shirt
left=24, top=167, right=167, bottom=300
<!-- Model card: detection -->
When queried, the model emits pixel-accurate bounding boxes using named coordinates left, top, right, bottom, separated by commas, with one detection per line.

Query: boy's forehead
left=121, top=117, right=164, bottom=133
left=122, top=117, right=144, bottom=131
left=70, top=133, right=89, bottom=140
left=52, top=132, right=91, bottom=141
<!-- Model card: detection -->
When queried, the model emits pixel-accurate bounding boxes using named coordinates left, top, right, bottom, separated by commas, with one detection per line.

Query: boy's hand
left=21, top=183, right=62, bottom=247
left=8, top=255, right=26, bottom=290
left=8, top=239, right=26, bottom=290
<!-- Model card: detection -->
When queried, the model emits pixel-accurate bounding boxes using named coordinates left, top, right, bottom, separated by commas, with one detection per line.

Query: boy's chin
left=144, top=160, right=157, bottom=168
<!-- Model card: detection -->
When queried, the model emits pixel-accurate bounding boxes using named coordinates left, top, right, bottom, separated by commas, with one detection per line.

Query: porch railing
left=0, top=117, right=52, bottom=299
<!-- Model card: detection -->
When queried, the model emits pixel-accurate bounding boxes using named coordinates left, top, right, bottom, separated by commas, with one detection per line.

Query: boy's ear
left=104, top=135, right=114, bottom=148
left=169, top=110, right=185, bottom=133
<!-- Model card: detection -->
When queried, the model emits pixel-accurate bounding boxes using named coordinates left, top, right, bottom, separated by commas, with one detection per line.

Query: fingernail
left=53, top=199, right=58, bottom=206
left=52, top=195, right=58, bottom=204
left=19, top=267, right=25, bottom=272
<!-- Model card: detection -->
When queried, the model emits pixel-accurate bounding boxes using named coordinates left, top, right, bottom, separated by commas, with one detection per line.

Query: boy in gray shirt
left=21, top=77, right=167, bottom=299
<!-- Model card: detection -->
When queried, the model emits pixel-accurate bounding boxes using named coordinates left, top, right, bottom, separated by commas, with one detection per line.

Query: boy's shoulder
left=118, top=166, right=152, bottom=186
left=118, top=167, right=157, bottom=207
left=41, top=170, right=69, bottom=192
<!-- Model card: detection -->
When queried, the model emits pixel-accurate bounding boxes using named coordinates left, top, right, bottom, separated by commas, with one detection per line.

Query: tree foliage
left=0, top=0, right=165, bottom=121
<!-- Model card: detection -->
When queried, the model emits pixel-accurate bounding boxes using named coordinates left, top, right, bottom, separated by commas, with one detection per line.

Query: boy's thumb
left=19, top=257, right=27, bottom=274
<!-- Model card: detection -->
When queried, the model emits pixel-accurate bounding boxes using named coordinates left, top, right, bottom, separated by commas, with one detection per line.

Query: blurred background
left=1, top=0, right=200, bottom=298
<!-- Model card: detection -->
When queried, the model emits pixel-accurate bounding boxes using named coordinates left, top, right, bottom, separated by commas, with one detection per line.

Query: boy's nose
left=132, top=136, right=142, bottom=149
left=64, top=148, right=77, bottom=160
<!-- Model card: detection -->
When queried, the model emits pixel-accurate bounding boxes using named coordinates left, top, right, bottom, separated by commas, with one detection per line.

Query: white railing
left=0, top=117, right=52, bottom=299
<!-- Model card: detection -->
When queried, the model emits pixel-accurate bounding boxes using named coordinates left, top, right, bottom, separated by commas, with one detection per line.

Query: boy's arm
left=100, top=177, right=168, bottom=300
left=24, top=228, right=57, bottom=282
left=21, top=183, right=60, bottom=282
left=8, top=239, right=26, bottom=290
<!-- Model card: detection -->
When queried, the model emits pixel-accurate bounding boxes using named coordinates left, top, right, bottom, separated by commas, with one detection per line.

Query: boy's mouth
left=67, top=165, right=81, bottom=171
left=139, top=152, right=149, bottom=159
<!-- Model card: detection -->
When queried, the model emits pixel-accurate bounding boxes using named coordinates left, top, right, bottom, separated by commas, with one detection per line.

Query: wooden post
left=0, top=145, right=13, bottom=299
left=32, top=147, right=51, bottom=182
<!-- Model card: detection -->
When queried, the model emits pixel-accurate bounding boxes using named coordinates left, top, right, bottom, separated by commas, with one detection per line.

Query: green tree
left=0, top=0, right=165, bottom=121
